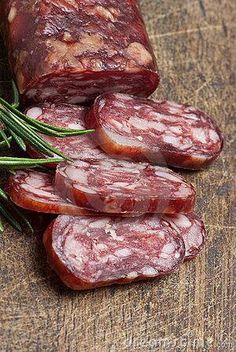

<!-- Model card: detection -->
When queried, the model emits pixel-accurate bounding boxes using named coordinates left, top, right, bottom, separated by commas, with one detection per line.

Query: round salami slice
left=55, top=159, right=196, bottom=214
left=163, top=213, right=206, bottom=261
left=43, top=215, right=185, bottom=290
left=25, top=104, right=106, bottom=163
left=87, top=93, right=224, bottom=169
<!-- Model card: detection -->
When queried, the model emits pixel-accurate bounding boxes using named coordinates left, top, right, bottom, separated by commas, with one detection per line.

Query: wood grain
left=0, top=1, right=235, bottom=351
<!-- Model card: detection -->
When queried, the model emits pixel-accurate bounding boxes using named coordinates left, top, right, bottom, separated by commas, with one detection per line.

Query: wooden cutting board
left=0, top=1, right=235, bottom=351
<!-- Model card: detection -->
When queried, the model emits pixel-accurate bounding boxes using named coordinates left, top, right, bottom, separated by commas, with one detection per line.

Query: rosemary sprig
left=0, top=185, right=33, bottom=233
left=0, top=82, right=94, bottom=234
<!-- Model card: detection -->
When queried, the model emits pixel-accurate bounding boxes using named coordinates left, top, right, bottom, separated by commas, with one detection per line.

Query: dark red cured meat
left=43, top=215, right=185, bottom=290
left=8, top=170, right=204, bottom=261
left=163, top=213, right=206, bottom=261
left=87, top=93, right=224, bottom=169
left=55, top=159, right=196, bottom=214
left=25, top=104, right=106, bottom=163
left=8, top=170, right=145, bottom=217
left=1, top=1, right=159, bottom=104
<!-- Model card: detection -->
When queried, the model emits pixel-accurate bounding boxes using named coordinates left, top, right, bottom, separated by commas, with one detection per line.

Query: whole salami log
left=25, top=104, right=106, bottom=162
left=55, top=159, right=196, bottom=214
left=87, top=93, right=224, bottom=169
left=43, top=215, right=185, bottom=290
left=1, top=0, right=159, bottom=104
left=163, top=213, right=206, bottom=261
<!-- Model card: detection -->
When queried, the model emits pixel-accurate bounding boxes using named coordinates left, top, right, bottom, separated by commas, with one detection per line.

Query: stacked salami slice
left=7, top=97, right=223, bottom=290
left=3, top=0, right=223, bottom=291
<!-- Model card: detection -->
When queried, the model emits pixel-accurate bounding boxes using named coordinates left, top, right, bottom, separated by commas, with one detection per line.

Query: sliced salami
left=8, top=171, right=204, bottom=261
left=7, top=170, right=142, bottom=217
left=25, top=104, right=106, bottom=163
left=43, top=215, right=185, bottom=290
left=55, top=159, right=196, bottom=214
left=87, top=93, right=224, bottom=169
left=1, top=1, right=159, bottom=104
left=7, top=170, right=92, bottom=216
left=163, top=213, right=206, bottom=261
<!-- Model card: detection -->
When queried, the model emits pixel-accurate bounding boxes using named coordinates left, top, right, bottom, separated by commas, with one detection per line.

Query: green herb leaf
left=0, top=156, right=62, bottom=169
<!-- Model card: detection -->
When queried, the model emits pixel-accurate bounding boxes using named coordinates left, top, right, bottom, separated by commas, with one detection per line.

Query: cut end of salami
left=55, top=159, right=196, bottom=214
left=2, top=1, right=159, bottom=103
left=43, top=215, right=185, bottom=290
left=87, top=93, right=224, bottom=169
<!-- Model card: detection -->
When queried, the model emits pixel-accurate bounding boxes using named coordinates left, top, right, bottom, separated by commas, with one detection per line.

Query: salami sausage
left=43, top=215, right=185, bottom=290
left=1, top=1, right=159, bottom=104
left=87, top=93, right=224, bottom=169
left=25, top=104, right=106, bottom=163
left=55, top=159, right=196, bottom=214
left=163, top=213, right=206, bottom=261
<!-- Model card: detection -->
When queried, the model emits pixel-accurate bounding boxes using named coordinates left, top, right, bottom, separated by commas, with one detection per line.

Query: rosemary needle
left=0, top=157, right=62, bottom=169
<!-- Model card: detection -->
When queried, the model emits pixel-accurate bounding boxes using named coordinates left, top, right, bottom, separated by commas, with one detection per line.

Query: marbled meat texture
left=25, top=104, right=106, bottom=163
left=55, top=158, right=196, bottom=214
left=87, top=93, right=224, bottom=169
left=1, top=0, right=159, bottom=104
left=43, top=214, right=185, bottom=290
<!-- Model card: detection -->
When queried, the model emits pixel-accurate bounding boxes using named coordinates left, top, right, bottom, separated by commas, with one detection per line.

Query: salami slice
left=55, top=159, right=196, bottom=214
left=1, top=1, right=159, bottom=104
left=7, top=170, right=92, bottom=216
left=7, top=170, right=143, bottom=217
left=163, top=213, right=206, bottom=261
left=43, top=215, right=185, bottom=290
left=8, top=171, right=204, bottom=261
left=25, top=104, right=106, bottom=163
left=87, top=93, right=224, bottom=169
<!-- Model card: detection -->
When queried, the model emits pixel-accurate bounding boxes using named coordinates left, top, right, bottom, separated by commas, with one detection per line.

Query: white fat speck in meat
left=192, top=128, right=207, bottom=144
left=142, top=266, right=158, bottom=276
left=209, top=129, right=220, bottom=143
left=89, top=219, right=109, bottom=228
left=162, top=135, right=180, bottom=147
left=96, top=243, right=108, bottom=251
left=126, top=271, right=138, bottom=279
left=162, top=243, right=175, bottom=254
left=63, top=237, right=85, bottom=267
left=114, top=248, right=132, bottom=257
left=26, top=107, right=43, bottom=119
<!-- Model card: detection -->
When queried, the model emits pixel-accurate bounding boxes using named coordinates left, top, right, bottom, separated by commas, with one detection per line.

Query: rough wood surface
left=0, top=1, right=235, bottom=351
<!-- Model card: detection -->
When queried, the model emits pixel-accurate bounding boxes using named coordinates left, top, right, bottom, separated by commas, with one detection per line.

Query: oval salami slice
left=1, top=1, right=159, bottom=104
left=163, top=213, right=206, bottom=261
left=25, top=104, right=106, bottom=163
left=55, top=159, right=196, bottom=214
left=8, top=171, right=204, bottom=261
left=7, top=170, right=143, bottom=217
left=87, top=93, right=224, bottom=169
left=43, top=215, right=185, bottom=290
left=7, top=170, right=92, bottom=216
